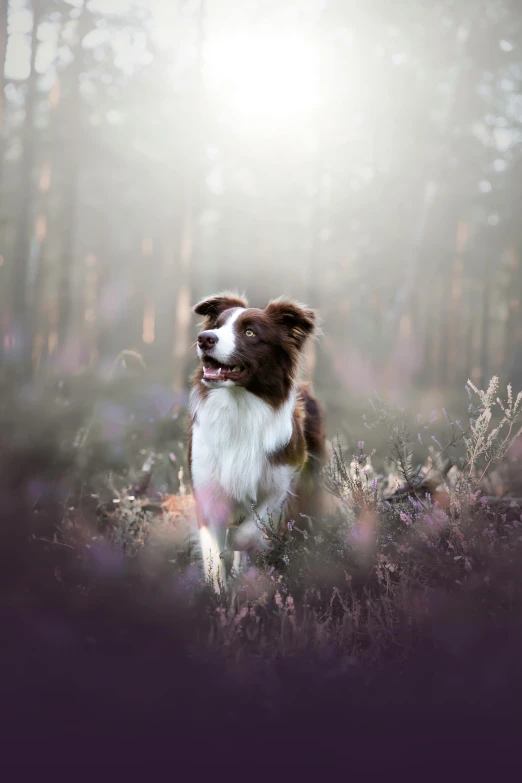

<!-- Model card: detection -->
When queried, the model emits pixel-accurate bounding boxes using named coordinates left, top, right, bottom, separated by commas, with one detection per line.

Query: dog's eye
left=245, top=329, right=255, bottom=337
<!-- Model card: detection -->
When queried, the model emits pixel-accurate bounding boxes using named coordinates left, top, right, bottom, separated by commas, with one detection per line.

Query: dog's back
left=283, top=382, right=327, bottom=535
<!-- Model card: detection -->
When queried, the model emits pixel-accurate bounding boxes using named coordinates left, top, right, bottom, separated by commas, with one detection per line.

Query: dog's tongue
left=204, top=366, right=223, bottom=380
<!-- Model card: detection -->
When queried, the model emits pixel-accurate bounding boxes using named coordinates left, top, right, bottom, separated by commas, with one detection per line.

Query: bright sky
left=5, top=0, right=324, bottom=135
left=4, top=0, right=517, bottom=146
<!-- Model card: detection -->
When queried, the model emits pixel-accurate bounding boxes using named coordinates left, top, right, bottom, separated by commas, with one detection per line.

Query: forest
left=2, top=0, right=522, bottom=774
left=2, top=0, right=522, bottom=407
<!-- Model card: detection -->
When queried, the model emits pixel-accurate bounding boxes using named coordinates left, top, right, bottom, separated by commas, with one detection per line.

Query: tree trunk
left=10, top=0, right=41, bottom=373
left=505, top=247, right=522, bottom=389
left=29, top=65, right=64, bottom=366
left=172, top=0, right=206, bottom=393
left=479, top=248, right=491, bottom=389
left=0, top=0, right=8, bottom=189
left=0, top=0, right=9, bottom=360
left=55, top=3, right=88, bottom=353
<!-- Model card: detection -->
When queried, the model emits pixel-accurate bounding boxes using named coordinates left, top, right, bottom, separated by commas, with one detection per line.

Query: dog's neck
left=189, top=384, right=296, bottom=503
left=190, top=383, right=296, bottom=438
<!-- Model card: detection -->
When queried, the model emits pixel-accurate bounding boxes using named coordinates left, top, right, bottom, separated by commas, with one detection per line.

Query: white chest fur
left=190, top=386, right=296, bottom=507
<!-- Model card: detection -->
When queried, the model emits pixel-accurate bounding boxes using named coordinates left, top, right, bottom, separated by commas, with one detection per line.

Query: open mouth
left=202, top=357, right=247, bottom=382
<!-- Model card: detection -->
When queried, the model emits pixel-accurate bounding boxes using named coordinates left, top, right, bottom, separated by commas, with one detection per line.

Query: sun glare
left=203, top=32, right=321, bottom=134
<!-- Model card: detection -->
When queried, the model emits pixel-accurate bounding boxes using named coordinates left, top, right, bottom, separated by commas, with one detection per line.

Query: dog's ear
left=193, top=291, right=248, bottom=318
left=265, top=297, right=317, bottom=350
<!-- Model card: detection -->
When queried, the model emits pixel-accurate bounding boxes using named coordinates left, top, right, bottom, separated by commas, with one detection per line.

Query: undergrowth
left=2, top=371, right=522, bottom=665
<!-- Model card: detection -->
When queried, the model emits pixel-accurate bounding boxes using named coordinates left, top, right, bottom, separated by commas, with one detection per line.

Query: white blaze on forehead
left=203, top=307, right=244, bottom=364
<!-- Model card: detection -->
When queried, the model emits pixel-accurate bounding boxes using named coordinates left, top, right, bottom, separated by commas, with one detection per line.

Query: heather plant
left=461, top=377, right=522, bottom=492
left=3, top=371, right=522, bottom=665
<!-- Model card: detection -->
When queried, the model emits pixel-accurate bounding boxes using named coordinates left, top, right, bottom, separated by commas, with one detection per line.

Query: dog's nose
left=198, top=331, right=218, bottom=351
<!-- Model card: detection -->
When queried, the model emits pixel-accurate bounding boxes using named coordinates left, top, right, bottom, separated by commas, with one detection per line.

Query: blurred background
left=1, top=0, right=522, bottom=431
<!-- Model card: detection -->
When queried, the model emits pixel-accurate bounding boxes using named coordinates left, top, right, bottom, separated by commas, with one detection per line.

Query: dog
left=188, top=291, right=326, bottom=590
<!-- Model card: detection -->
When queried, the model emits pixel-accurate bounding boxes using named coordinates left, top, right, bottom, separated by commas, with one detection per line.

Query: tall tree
left=55, top=1, right=88, bottom=352
left=0, top=0, right=8, bottom=191
left=172, top=0, right=206, bottom=393
left=10, top=0, right=42, bottom=373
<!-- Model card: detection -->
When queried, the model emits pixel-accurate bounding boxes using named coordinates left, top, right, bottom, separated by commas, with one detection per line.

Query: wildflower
left=418, top=433, right=423, bottom=444
left=358, top=441, right=365, bottom=450
left=282, top=554, right=290, bottom=564
left=287, top=520, right=294, bottom=531
left=234, top=607, right=248, bottom=625
left=400, top=511, right=413, bottom=526
left=275, top=592, right=284, bottom=609
left=408, top=496, right=424, bottom=512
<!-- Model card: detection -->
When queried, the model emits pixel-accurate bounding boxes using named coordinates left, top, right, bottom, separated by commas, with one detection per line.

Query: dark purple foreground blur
left=1, top=433, right=522, bottom=777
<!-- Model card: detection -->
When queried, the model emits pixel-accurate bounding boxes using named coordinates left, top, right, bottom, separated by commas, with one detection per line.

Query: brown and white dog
left=188, top=291, right=326, bottom=590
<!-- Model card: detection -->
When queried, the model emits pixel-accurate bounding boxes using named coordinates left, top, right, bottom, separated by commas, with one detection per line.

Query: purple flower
left=400, top=512, right=412, bottom=526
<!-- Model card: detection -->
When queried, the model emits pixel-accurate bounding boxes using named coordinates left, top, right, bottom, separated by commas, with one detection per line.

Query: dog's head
left=193, top=291, right=317, bottom=402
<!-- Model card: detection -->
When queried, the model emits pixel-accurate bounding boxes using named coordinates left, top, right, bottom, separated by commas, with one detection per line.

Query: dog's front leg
left=226, top=490, right=292, bottom=560
left=194, top=486, right=231, bottom=592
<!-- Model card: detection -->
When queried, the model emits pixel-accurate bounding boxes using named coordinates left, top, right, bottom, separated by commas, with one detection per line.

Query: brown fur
left=270, top=383, right=327, bottom=537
